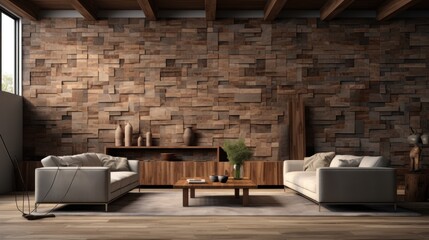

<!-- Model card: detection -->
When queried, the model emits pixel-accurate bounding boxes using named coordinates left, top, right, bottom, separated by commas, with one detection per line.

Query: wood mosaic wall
left=22, top=18, right=429, bottom=167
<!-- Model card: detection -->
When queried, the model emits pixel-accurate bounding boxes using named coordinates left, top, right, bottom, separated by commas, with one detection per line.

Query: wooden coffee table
left=173, top=178, right=257, bottom=207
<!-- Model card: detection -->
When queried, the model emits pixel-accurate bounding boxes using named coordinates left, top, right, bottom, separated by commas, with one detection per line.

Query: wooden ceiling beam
left=137, top=0, right=157, bottom=20
left=264, top=0, right=288, bottom=21
left=0, top=0, right=38, bottom=21
left=70, top=0, right=98, bottom=21
left=320, top=0, right=355, bottom=21
left=205, top=0, right=216, bottom=21
left=377, top=0, right=421, bottom=21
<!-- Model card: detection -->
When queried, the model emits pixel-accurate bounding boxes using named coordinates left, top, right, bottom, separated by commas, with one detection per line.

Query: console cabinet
left=139, top=161, right=283, bottom=186
left=105, top=146, right=283, bottom=186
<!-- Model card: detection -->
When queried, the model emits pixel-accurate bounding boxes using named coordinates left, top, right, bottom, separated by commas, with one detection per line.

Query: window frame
left=0, top=7, right=21, bottom=95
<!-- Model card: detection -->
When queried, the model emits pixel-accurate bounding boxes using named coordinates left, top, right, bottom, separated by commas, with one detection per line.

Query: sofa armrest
left=283, top=160, right=304, bottom=174
left=316, top=167, right=396, bottom=203
left=127, top=160, right=139, bottom=173
left=35, top=167, right=110, bottom=203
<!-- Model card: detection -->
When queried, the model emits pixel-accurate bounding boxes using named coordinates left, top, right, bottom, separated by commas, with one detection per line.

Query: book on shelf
left=186, top=178, right=206, bottom=184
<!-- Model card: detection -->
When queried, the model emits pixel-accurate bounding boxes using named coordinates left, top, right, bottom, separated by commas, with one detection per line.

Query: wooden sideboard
left=139, top=160, right=283, bottom=186
left=105, top=146, right=283, bottom=186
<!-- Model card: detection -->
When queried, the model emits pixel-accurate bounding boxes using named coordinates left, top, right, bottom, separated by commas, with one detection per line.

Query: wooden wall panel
left=22, top=18, right=429, bottom=170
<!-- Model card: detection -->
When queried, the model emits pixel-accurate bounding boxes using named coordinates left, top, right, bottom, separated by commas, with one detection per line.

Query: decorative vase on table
left=183, top=127, right=194, bottom=146
left=222, top=139, right=252, bottom=180
left=233, top=164, right=244, bottom=180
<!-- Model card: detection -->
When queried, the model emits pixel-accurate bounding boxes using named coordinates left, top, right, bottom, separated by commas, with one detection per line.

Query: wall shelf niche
left=105, top=146, right=228, bottom=162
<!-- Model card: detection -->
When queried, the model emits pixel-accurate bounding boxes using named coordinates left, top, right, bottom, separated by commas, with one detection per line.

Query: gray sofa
left=35, top=153, right=139, bottom=211
left=283, top=154, right=397, bottom=210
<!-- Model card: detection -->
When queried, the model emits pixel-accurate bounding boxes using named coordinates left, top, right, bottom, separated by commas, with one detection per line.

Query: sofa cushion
left=330, top=155, right=363, bottom=167
left=41, top=155, right=62, bottom=167
left=337, top=158, right=361, bottom=167
left=284, top=171, right=317, bottom=193
left=359, top=156, right=386, bottom=167
left=110, top=171, right=139, bottom=192
left=303, top=152, right=335, bottom=171
left=97, top=153, right=130, bottom=171
left=57, top=153, right=102, bottom=167
left=41, top=153, right=102, bottom=167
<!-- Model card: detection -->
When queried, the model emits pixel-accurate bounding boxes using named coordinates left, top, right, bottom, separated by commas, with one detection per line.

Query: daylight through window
left=1, top=10, right=19, bottom=94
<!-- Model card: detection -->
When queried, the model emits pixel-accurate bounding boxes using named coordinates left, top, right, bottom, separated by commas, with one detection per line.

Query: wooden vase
left=137, top=135, right=143, bottom=146
left=124, top=122, right=133, bottom=146
left=114, top=124, right=124, bottom=146
left=183, top=127, right=193, bottom=146
left=145, top=132, right=152, bottom=146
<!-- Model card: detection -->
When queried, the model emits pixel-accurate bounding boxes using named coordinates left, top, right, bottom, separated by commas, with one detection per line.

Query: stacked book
left=186, top=179, right=206, bottom=184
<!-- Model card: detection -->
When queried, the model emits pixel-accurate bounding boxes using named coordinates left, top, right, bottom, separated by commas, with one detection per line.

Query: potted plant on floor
left=222, top=139, right=252, bottom=180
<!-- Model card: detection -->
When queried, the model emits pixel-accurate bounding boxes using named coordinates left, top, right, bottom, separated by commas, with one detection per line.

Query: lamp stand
left=0, top=133, right=55, bottom=220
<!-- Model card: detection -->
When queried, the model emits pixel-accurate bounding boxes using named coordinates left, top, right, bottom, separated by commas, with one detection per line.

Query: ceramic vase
left=233, top=164, right=244, bottom=179
left=114, top=124, right=124, bottom=146
left=183, top=127, right=194, bottom=146
left=124, top=122, right=133, bottom=146
left=137, top=135, right=143, bottom=146
left=146, top=132, right=152, bottom=146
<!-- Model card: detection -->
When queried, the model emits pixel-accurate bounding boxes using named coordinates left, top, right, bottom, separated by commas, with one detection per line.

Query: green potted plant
left=222, top=139, right=252, bottom=179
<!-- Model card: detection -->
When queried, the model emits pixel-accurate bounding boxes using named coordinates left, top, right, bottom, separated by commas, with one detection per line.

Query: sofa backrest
left=41, top=153, right=102, bottom=167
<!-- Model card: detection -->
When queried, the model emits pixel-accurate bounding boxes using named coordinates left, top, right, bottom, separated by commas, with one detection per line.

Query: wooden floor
left=1, top=191, right=429, bottom=240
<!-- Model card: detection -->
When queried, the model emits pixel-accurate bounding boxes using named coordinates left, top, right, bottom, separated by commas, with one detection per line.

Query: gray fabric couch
left=283, top=155, right=397, bottom=210
left=35, top=153, right=139, bottom=211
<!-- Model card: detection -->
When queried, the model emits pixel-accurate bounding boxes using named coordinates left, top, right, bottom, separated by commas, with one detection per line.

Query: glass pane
left=1, top=13, right=16, bottom=94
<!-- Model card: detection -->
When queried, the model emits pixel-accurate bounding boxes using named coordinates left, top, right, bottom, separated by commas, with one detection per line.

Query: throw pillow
left=330, top=155, right=363, bottom=167
left=303, top=152, right=336, bottom=171
left=359, top=156, right=386, bottom=167
left=98, top=154, right=130, bottom=171
left=337, top=158, right=362, bottom=167
left=41, top=155, right=62, bottom=167
left=57, top=155, right=84, bottom=167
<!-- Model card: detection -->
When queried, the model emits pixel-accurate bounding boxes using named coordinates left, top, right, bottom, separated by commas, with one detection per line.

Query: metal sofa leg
left=319, top=204, right=321, bottom=212
left=394, top=203, right=397, bottom=211
left=105, top=204, right=108, bottom=212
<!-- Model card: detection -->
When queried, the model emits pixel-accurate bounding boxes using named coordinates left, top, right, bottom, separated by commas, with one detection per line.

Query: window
left=1, top=10, right=19, bottom=95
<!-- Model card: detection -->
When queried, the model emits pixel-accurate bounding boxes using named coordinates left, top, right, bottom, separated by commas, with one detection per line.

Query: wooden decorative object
left=145, top=132, right=152, bottom=147
left=114, top=125, right=124, bottom=147
left=124, top=122, right=133, bottom=146
left=289, top=97, right=306, bottom=160
left=137, top=135, right=143, bottom=146
left=183, top=127, right=194, bottom=146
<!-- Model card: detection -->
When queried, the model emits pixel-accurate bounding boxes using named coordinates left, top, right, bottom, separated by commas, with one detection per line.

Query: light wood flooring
left=1, top=189, right=429, bottom=240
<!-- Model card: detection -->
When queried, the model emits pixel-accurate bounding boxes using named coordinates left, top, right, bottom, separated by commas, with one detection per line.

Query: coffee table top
left=173, top=178, right=257, bottom=189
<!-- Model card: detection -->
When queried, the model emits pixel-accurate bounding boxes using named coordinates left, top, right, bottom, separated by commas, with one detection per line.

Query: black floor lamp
left=0, top=133, right=55, bottom=220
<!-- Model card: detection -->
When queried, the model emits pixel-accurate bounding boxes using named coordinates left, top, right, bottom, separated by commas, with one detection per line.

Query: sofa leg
left=319, top=204, right=321, bottom=212
left=394, top=203, right=397, bottom=212
left=105, top=204, right=108, bottom=212
left=34, top=204, right=38, bottom=212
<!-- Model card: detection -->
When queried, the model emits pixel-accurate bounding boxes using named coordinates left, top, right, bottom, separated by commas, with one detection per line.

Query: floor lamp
left=0, top=133, right=55, bottom=220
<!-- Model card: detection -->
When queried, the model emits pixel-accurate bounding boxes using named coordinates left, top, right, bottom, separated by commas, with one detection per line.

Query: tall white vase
left=145, top=132, right=152, bottom=146
left=124, top=122, right=133, bottom=146
left=114, top=124, right=124, bottom=146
